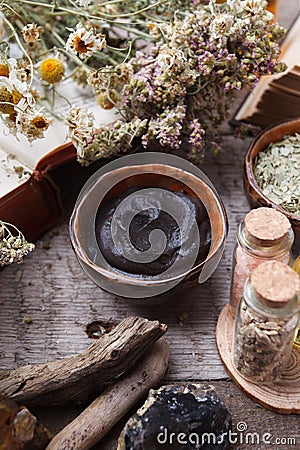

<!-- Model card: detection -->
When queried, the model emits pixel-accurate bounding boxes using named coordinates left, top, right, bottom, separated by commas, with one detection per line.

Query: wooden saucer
left=216, top=304, right=300, bottom=414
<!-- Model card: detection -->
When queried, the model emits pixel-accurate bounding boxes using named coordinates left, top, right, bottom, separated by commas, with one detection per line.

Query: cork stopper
left=251, top=261, right=300, bottom=309
left=244, top=207, right=291, bottom=246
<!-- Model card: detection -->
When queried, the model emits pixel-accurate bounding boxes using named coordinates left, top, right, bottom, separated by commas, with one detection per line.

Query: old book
left=233, top=14, right=300, bottom=128
left=0, top=80, right=117, bottom=240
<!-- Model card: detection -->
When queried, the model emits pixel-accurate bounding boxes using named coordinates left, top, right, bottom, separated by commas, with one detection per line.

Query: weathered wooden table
left=1, top=2, right=299, bottom=449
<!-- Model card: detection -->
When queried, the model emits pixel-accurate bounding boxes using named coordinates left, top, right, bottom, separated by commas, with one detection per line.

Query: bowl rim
left=244, top=117, right=300, bottom=224
left=69, top=160, right=228, bottom=287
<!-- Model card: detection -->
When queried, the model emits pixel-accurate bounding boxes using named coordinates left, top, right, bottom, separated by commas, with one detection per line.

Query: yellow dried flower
left=0, top=64, right=9, bottom=77
left=39, top=58, right=65, bottom=84
left=0, top=87, right=22, bottom=114
left=0, top=87, right=13, bottom=114
left=30, top=115, right=51, bottom=130
left=66, top=25, right=106, bottom=59
left=8, top=112, right=17, bottom=122
left=12, top=89, right=23, bottom=105
left=97, top=90, right=118, bottom=109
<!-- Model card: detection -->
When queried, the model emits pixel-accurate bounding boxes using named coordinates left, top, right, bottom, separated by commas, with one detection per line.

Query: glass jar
left=233, top=260, right=300, bottom=384
left=229, top=207, right=294, bottom=317
left=293, top=255, right=300, bottom=350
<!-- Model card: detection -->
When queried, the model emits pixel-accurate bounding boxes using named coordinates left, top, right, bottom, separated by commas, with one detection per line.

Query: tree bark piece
left=0, top=317, right=167, bottom=407
left=46, top=337, right=169, bottom=450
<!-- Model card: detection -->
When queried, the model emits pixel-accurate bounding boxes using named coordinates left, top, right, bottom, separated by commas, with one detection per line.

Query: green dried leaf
left=254, top=134, right=300, bottom=217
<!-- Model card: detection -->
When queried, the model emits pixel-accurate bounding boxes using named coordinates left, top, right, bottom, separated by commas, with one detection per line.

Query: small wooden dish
left=243, top=118, right=300, bottom=246
left=70, top=152, right=228, bottom=298
left=216, top=304, right=300, bottom=414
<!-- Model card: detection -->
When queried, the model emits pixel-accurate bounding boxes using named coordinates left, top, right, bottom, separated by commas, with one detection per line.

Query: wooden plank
left=0, top=134, right=246, bottom=379
left=0, top=136, right=296, bottom=380
left=0, top=2, right=299, bottom=448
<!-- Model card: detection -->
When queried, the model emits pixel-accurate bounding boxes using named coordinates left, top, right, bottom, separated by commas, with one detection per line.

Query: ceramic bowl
left=69, top=152, right=228, bottom=299
left=244, top=118, right=300, bottom=245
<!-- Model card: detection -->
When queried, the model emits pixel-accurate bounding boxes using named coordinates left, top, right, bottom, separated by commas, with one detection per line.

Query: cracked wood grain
left=46, top=338, right=169, bottom=450
left=0, top=317, right=167, bottom=407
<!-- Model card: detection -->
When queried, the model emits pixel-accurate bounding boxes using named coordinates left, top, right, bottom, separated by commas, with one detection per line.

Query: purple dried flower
left=189, top=118, right=205, bottom=151
left=142, top=104, right=186, bottom=149
left=76, top=0, right=286, bottom=164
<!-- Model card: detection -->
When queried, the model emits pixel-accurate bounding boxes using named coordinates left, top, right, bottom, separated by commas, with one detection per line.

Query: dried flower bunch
left=0, top=0, right=286, bottom=163
left=0, top=220, right=35, bottom=266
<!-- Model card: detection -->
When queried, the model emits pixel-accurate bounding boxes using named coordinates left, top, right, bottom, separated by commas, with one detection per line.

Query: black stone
left=118, top=385, right=232, bottom=449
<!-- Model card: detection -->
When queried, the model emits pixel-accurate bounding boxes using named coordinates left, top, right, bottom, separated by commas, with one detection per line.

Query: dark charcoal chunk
left=118, top=384, right=232, bottom=449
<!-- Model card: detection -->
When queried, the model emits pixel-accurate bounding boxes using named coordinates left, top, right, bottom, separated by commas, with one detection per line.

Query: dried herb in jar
left=292, top=255, right=300, bottom=350
left=233, top=261, right=300, bottom=384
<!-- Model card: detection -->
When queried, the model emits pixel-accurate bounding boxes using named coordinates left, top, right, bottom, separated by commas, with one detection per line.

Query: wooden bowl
left=70, top=152, right=228, bottom=299
left=244, top=118, right=300, bottom=246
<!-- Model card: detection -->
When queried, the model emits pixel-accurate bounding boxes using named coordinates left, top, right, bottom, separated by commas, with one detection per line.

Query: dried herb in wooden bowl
left=254, top=134, right=300, bottom=217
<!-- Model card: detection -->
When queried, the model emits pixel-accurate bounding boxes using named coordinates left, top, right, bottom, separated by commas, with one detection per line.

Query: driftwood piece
left=0, top=317, right=167, bottom=407
left=46, top=338, right=169, bottom=450
left=0, top=395, right=52, bottom=450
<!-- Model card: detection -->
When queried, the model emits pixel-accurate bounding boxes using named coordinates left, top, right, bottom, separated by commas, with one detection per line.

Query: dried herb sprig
left=68, top=0, right=286, bottom=164
left=0, top=0, right=286, bottom=162
left=0, top=220, right=35, bottom=267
